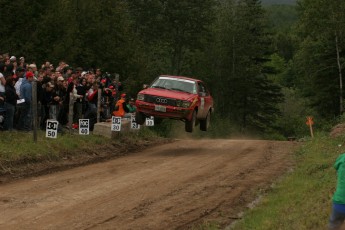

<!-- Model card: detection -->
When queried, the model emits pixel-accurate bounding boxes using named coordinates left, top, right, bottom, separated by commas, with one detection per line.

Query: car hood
left=139, top=88, right=197, bottom=101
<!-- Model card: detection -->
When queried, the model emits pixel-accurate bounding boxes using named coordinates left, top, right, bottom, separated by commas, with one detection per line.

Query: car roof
left=159, top=75, right=201, bottom=82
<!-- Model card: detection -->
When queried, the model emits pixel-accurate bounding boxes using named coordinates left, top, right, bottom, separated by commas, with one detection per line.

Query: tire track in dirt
left=0, top=139, right=298, bottom=230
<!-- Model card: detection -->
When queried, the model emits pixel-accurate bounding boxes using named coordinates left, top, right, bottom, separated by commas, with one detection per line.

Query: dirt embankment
left=0, top=139, right=298, bottom=229
left=0, top=137, right=172, bottom=184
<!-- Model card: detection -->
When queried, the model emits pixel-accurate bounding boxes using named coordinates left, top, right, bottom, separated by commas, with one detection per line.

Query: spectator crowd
left=0, top=53, right=136, bottom=132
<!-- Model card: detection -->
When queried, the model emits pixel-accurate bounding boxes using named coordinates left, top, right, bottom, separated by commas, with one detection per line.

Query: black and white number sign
left=46, top=120, right=58, bottom=138
left=131, top=115, right=140, bottom=129
left=79, top=119, right=89, bottom=135
left=145, top=116, right=154, bottom=126
left=111, top=116, right=122, bottom=131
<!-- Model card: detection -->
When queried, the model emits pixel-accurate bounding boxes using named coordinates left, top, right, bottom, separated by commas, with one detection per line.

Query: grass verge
left=229, top=132, right=343, bottom=230
left=0, top=128, right=169, bottom=181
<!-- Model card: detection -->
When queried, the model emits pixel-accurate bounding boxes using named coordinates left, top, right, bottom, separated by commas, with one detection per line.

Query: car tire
left=135, top=112, right=145, bottom=125
left=200, top=111, right=210, bottom=131
left=185, top=110, right=196, bottom=133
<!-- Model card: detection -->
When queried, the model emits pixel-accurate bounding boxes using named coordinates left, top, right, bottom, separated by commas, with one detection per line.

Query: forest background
left=0, top=0, right=344, bottom=139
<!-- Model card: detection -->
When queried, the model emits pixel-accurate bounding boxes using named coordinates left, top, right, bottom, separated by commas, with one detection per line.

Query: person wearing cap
left=18, top=71, right=35, bottom=131
left=113, top=93, right=129, bottom=118
left=9, top=56, right=16, bottom=62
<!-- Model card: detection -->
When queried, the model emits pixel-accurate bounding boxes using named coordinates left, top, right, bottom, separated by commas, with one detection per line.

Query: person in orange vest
left=113, top=93, right=129, bottom=117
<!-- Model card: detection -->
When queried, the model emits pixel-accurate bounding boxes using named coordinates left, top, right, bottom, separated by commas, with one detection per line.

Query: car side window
left=198, top=82, right=209, bottom=96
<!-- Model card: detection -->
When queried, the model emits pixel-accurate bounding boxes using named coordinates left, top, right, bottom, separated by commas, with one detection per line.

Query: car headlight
left=176, top=100, right=191, bottom=108
left=137, top=94, right=145, bottom=101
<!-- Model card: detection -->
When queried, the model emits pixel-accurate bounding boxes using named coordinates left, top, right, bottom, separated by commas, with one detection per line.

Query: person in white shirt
left=14, top=67, right=25, bottom=97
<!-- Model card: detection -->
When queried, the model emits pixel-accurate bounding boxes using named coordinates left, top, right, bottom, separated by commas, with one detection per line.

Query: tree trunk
left=335, top=31, right=343, bottom=115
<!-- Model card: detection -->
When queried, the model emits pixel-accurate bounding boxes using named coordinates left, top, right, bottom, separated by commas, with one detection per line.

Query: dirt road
left=0, top=139, right=297, bottom=230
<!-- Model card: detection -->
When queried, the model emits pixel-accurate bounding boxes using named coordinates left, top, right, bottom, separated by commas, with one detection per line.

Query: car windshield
left=150, top=77, right=197, bottom=94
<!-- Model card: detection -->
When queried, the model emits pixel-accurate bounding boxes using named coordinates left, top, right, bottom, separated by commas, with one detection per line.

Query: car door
left=197, top=81, right=212, bottom=119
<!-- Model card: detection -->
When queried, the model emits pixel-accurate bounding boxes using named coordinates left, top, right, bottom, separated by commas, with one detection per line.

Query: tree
left=296, top=0, right=345, bottom=117
left=206, top=0, right=283, bottom=132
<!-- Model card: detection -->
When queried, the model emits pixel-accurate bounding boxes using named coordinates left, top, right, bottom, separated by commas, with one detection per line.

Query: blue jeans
left=329, top=204, right=345, bottom=229
left=4, top=103, right=15, bottom=130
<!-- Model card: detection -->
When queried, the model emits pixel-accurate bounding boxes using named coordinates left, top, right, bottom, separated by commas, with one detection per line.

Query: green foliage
left=294, top=0, right=345, bottom=117
left=261, top=0, right=296, bottom=5
left=265, top=4, right=297, bottom=31
left=204, top=1, right=281, bottom=134
left=274, top=88, right=314, bottom=138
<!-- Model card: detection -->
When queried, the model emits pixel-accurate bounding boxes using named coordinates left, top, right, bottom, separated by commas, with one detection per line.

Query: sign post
left=46, top=120, right=58, bottom=139
left=131, top=114, right=140, bottom=130
left=145, top=116, right=154, bottom=127
left=79, top=119, right=90, bottom=135
left=306, top=116, right=314, bottom=138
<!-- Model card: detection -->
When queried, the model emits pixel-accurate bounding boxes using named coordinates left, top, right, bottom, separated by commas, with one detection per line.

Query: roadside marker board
left=111, top=116, right=122, bottom=131
left=46, top=120, right=58, bottom=139
left=305, top=116, right=314, bottom=138
left=131, top=115, right=140, bottom=129
left=145, top=116, right=154, bottom=126
left=79, top=119, right=90, bottom=135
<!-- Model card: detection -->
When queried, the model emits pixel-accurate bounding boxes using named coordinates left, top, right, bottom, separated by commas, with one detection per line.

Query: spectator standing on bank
left=14, top=67, right=25, bottom=97
left=110, top=79, right=123, bottom=101
left=18, top=71, right=34, bottom=131
left=18, top=57, right=27, bottom=69
left=84, top=82, right=99, bottom=131
left=13, top=67, right=26, bottom=128
left=74, top=78, right=87, bottom=123
left=0, top=70, right=5, bottom=103
left=27, top=63, right=38, bottom=78
left=3, top=75, right=18, bottom=130
left=124, top=98, right=136, bottom=118
left=40, top=82, right=54, bottom=129
left=0, top=55, right=5, bottom=73
left=329, top=153, right=345, bottom=229
left=50, top=76, right=65, bottom=120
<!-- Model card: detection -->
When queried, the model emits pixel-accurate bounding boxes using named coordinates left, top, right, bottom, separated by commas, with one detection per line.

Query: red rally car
left=135, top=75, right=214, bottom=132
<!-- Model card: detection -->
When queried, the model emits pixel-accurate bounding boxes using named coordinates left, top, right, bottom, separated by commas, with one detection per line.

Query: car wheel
left=185, top=110, right=196, bottom=133
left=135, top=112, right=145, bottom=125
left=200, top=111, right=210, bottom=131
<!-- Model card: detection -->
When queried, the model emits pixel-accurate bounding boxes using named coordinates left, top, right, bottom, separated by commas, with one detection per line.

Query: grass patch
left=0, top=129, right=159, bottom=165
left=229, top=132, right=342, bottom=230
left=0, top=131, right=109, bottom=163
